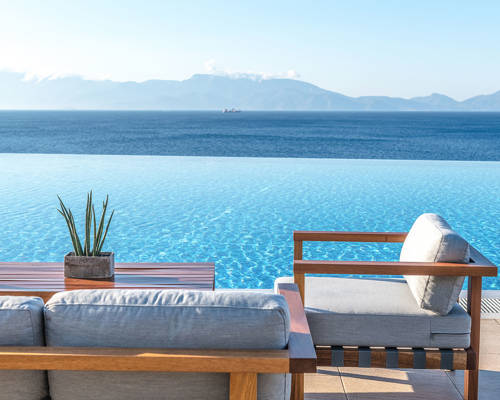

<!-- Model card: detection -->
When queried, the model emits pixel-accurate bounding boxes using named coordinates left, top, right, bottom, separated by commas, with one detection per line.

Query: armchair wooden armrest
left=293, top=259, right=497, bottom=277
left=293, top=228, right=497, bottom=298
left=293, top=230, right=407, bottom=260
left=293, top=231, right=407, bottom=243
left=292, top=229, right=497, bottom=305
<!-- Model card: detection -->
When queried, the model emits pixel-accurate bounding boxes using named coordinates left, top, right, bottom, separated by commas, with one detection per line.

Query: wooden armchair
left=291, top=230, right=497, bottom=400
left=0, top=284, right=316, bottom=400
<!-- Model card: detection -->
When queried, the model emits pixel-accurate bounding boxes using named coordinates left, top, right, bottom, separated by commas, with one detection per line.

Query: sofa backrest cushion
left=0, top=296, right=48, bottom=400
left=401, top=213, right=470, bottom=315
left=44, top=289, right=291, bottom=400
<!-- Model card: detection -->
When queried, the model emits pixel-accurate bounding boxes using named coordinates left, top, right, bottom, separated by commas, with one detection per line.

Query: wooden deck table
left=0, top=262, right=215, bottom=301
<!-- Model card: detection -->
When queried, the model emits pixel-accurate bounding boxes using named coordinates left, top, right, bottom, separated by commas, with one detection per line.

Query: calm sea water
left=0, top=111, right=499, bottom=160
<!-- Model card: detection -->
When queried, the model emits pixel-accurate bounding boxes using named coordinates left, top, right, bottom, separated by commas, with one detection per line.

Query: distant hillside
left=411, top=93, right=460, bottom=109
left=461, top=91, right=500, bottom=110
left=1, top=71, right=500, bottom=111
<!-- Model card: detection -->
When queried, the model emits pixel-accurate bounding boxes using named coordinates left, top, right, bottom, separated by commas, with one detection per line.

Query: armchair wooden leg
left=230, top=373, right=257, bottom=400
left=464, top=276, right=481, bottom=400
left=464, top=369, right=479, bottom=400
left=291, top=373, right=304, bottom=400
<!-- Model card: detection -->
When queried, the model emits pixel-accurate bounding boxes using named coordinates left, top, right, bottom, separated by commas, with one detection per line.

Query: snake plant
left=57, top=191, right=114, bottom=256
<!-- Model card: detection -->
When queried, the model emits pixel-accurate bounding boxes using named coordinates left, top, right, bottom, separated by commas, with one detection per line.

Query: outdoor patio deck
left=304, top=319, right=500, bottom=400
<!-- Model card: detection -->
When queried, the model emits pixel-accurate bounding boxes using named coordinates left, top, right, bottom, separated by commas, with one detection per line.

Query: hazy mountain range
left=1, top=71, right=500, bottom=111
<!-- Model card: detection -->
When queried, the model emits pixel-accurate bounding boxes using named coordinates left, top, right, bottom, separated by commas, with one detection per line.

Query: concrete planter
left=64, top=252, right=114, bottom=279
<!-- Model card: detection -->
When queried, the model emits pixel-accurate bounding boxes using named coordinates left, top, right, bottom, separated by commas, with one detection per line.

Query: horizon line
left=2, top=108, right=500, bottom=113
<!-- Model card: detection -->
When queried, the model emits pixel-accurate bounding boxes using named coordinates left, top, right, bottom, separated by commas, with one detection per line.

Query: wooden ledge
left=277, top=283, right=317, bottom=373
left=294, top=260, right=497, bottom=277
left=293, top=231, right=407, bottom=243
left=0, top=347, right=290, bottom=373
left=316, top=346, right=473, bottom=370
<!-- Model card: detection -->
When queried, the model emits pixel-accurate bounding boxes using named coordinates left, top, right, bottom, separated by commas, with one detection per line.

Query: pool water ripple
left=0, top=154, right=498, bottom=289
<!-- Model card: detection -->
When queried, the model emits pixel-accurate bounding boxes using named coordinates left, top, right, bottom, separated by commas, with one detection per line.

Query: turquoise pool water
left=0, top=154, right=498, bottom=289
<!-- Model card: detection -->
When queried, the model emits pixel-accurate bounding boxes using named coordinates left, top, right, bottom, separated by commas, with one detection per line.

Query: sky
left=1, top=0, right=499, bottom=100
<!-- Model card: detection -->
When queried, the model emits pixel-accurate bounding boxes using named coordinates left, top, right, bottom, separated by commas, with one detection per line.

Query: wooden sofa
left=0, top=284, right=316, bottom=400
left=287, top=226, right=496, bottom=400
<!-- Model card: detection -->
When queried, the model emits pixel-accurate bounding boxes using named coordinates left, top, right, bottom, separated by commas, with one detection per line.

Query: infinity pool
left=0, top=154, right=498, bottom=289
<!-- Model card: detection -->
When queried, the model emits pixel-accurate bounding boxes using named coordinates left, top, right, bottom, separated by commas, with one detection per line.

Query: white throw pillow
left=400, top=213, right=470, bottom=315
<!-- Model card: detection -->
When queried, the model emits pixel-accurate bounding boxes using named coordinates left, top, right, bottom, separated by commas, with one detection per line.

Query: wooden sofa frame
left=0, top=283, right=316, bottom=400
left=293, top=230, right=497, bottom=400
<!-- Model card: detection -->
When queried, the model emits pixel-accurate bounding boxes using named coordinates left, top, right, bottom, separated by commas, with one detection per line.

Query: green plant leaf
left=57, top=209, right=79, bottom=254
left=92, top=205, right=97, bottom=256
left=97, top=209, right=114, bottom=254
left=94, top=195, right=108, bottom=254
left=68, top=210, right=83, bottom=256
left=57, top=196, right=83, bottom=256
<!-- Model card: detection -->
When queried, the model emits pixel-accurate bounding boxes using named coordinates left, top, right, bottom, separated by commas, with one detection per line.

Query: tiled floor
left=304, top=319, right=500, bottom=400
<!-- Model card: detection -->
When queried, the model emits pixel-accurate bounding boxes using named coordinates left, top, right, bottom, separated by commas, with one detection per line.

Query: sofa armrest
left=277, top=283, right=317, bottom=373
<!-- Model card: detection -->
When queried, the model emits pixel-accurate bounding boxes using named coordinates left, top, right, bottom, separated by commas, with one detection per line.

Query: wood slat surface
left=276, top=283, right=317, bottom=373
left=230, top=373, right=258, bottom=400
left=293, top=231, right=408, bottom=243
left=315, top=346, right=470, bottom=370
left=294, top=259, right=497, bottom=277
left=0, top=346, right=289, bottom=373
left=371, top=348, right=387, bottom=368
left=0, top=262, right=215, bottom=300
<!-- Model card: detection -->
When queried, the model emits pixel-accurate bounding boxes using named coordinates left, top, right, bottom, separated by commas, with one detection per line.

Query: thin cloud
left=204, top=59, right=217, bottom=74
left=203, top=59, right=300, bottom=80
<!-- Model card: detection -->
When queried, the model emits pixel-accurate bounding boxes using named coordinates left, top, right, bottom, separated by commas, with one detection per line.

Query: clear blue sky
left=1, top=0, right=499, bottom=100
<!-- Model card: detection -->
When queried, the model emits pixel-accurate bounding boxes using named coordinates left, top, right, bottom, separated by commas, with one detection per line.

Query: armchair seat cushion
left=274, top=276, right=471, bottom=348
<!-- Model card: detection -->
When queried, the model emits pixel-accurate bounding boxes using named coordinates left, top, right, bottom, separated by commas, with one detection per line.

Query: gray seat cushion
left=401, top=213, right=470, bottom=315
left=0, top=296, right=48, bottom=400
left=44, top=289, right=291, bottom=400
left=275, top=276, right=470, bottom=348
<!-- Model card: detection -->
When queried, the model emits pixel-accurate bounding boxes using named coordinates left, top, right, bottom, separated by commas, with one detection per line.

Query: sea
left=0, top=111, right=499, bottom=160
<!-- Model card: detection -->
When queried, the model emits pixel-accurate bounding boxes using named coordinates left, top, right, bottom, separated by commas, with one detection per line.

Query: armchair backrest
left=401, top=213, right=470, bottom=315
left=44, top=289, right=292, bottom=400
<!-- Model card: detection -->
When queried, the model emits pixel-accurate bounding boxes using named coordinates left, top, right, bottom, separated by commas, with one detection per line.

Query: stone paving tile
left=338, top=368, right=461, bottom=400
left=447, top=370, right=500, bottom=400
left=305, top=367, right=347, bottom=400
left=480, top=320, right=500, bottom=355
